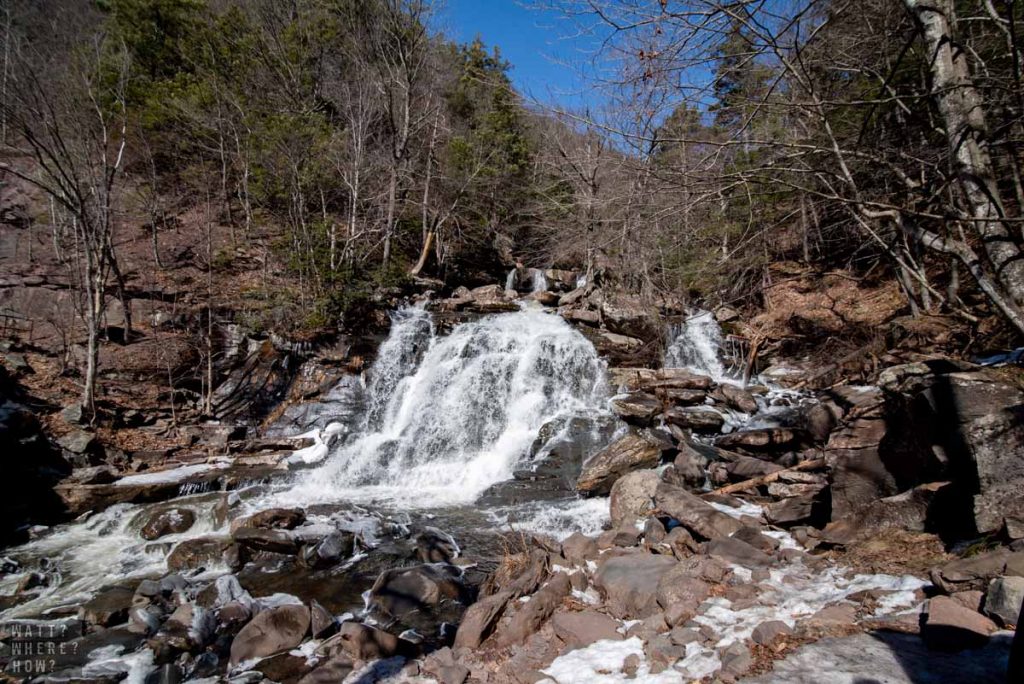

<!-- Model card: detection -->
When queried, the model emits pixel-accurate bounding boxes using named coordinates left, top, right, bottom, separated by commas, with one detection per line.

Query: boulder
left=577, top=433, right=663, bottom=495
left=494, top=573, right=572, bottom=647
left=654, top=563, right=711, bottom=626
left=415, top=528, right=459, bottom=563
left=752, top=620, right=793, bottom=645
left=719, top=384, right=759, bottom=414
left=670, top=443, right=709, bottom=488
left=984, top=576, right=1024, bottom=626
left=298, top=532, right=355, bottom=569
left=593, top=554, right=678, bottom=619
left=922, top=595, right=998, bottom=651
left=550, top=609, right=623, bottom=650
left=79, top=585, right=134, bottom=627
left=929, top=548, right=1024, bottom=594
left=167, top=536, right=241, bottom=572
left=229, top=604, right=310, bottom=665
left=654, top=482, right=743, bottom=540
left=706, top=537, right=773, bottom=569
left=324, top=622, right=416, bottom=660
left=716, top=427, right=800, bottom=453
left=298, top=656, right=355, bottom=684
left=232, top=527, right=299, bottom=555
left=609, top=368, right=714, bottom=392
left=422, top=647, right=470, bottom=684
left=561, top=532, right=598, bottom=566
left=654, top=388, right=707, bottom=406
left=229, top=508, right=305, bottom=534
left=663, top=407, right=724, bottom=434
left=453, top=591, right=512, bottom=649
left=609, top=469, right=660, bottom=527
left=140, top=508, right=196, bottom=541
left=610, top=392, right=662, bottom=425
left=368, top=563, right=467, bottom=620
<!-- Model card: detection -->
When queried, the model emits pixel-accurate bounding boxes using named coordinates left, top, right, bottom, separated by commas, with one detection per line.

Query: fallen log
left=705, top=457, right=826, bottom=496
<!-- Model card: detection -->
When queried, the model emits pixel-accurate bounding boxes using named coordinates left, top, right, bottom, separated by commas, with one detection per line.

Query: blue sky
left=439, top=0, right=594, bottom=111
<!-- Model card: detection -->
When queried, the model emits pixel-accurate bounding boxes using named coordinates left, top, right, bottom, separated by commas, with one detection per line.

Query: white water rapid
left=282, top=306, right=610, bottom=508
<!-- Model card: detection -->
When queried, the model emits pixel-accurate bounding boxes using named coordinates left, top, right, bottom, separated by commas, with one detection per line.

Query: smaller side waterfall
left=665, top=311, right=730, bottom=382
left=531, top=269, right=548, bottom=293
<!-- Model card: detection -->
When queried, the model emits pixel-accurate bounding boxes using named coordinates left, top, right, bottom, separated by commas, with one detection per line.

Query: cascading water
left=285, top=307, right=610, bottom=507
left=665, top=310, right=731, bottom=382
left=531, top=269, right=548, bottom=293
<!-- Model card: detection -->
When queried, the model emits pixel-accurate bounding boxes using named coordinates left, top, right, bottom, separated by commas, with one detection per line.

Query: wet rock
left=922, top=595, right=998, bottom=651
left=166, top=536, right=242, bottom=572
left=609, top=368, right=714, bottom=392
left=453, top=591, right=512, bottom=649
left=322, top=622, right=416, bottom=660
left=984, top=576, right=1024, bottom=626
left=252, top=653, right=316, bottom=683
left=718, top=384, right=758, bottom=414
left=415, top=528, right=459, bottom=563
left=594, top=554, right=678, bottom=619
left=654, top=482, right=743, bottom=540
left=368, top=563, right=467, bottom=621
left=670, top=443, right=709, bottom=488
left=494, top=572, right=572, bottom=647
left=228, top=604, right=311, bottom=666
left=232, top=527, right=299, bottom=555
left=751, top=620, right=793, bottom=645
left=229, top=507, right=305, bottom=534
left=598, top=526, right=642, bottom=549
left=654, top=388, right=707, bottom=406
left=716, top=427, right=800, bottom=453
left=577, top=433, right=663, bottom=496
left=663, top=407, right=724, bottom=434
left=149, top=603, right=214, bottom=659
left=706, top=537, right=773, bottom=569
left=298, top=531, right=355, bottom=569
left=79, top=585, right=134, bottom=627
left=140, top=508, right=196, bottom=541
left=550, top=609, right=623, bottom=650
left=610, top=392, right=662, bottom=425
left=215, top=600, right=253, bottom=633
left=609, top=469, right=660, bottom=527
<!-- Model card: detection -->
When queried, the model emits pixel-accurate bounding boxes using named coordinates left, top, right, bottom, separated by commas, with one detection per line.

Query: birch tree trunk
left=905, top=0, right=1024, bottom=305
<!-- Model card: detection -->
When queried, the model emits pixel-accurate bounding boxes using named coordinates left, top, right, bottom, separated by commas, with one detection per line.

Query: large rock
left=706, top=537, right=773, bottom=569
left=655, top=563, right=711, bottom=625
left=610, top=392, right=662, bottom=425
left=663, top=407, right=725, bottom=434
left=984, top=576, right=1024, bottom=626
left=930, top=548, right=1024, bottom=593
left=494, top=573, right=571, bottom=647
left=368, top=564, right=467, bottom=622
left=324, top=622, right=417, bottom=660
left=230, top=507, right=306, bottom=533
left=716, top=428, right=800, bottom=453
left=167, top=536, right=242, bottom=572
left=229, top=604, right=311, bottom=665
left=577, top=433, right=662, bottom=495
left=609, top=368, right=714, bottom=392
left=718, top=384, right=759, bottom=414
left=654, top=482, right=743, bottom=540
left=79, top=586, right=134, bottom=627
left=140, top=508, right=196, bottom=540
left=609, top=469, right=660, bottom=527
left=453, top=591, right=512, bottom=649
left=877, top=362, right=1024, bottom=535
left=922, top=595, right=998, bottom=651
left=551, top=609, right=624, bottom=650
left=232, top=527, right=299, bottom=555
left=593, top=554, right=678, bottom=619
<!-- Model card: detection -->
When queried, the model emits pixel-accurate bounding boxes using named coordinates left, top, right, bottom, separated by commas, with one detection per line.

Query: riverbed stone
left=577, top=433, right=663, bottom=495
left=229, top=507, right=305, bottom=533
left=79, top=585, right=135, bottom=627
left=609, top=469, right=660, bottom=527
left=706, top=536, right=773, bottom=569
left=141, top=508, right=196, bottom=540
left=663, top=407, right=724, bottom=433
left=984, top=576, right=1024, bottom=626
left=494, top=573, right=572, bottom=647
left=594, top=554, right=678, bottom=619
left=654, top=481, right=743, bottom=540
left=550, top=609, right=623, bottom=650
left=923, top=595, right=998, bottom=650
left=454, top=591, right=512, bottom=649
left=752, top=620, right=794, bottom=645
left=610, top=392, right=662, bottom=425
left=229, top=604, right=310, bottom=665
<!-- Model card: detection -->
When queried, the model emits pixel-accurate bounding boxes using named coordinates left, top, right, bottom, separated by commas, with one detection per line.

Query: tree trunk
left=906, top=0, right=1024, bottom=305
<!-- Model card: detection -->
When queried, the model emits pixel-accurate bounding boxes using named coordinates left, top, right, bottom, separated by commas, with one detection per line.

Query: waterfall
left=665, top=310, right=730, bottom=382
left=292, top=308, right=609, bottom=507
left=531, top=269, right=548, bottom=293
left=505, top=269, right=517, bottom=291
